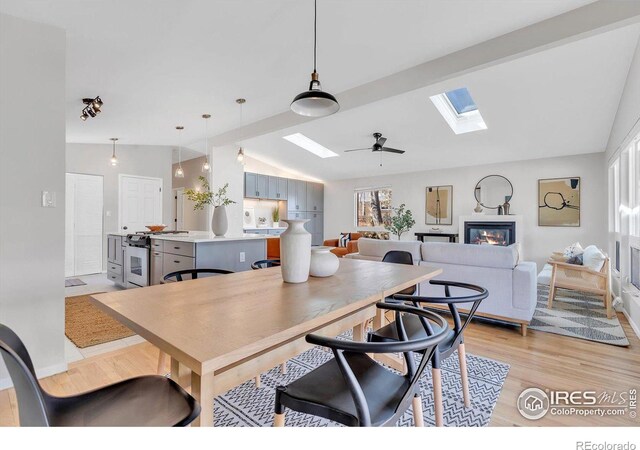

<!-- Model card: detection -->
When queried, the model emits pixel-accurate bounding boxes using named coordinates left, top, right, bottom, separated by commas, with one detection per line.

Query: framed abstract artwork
left=425, top=185, right=453, bottom=225
left=538, top=177, right=580, bottom=227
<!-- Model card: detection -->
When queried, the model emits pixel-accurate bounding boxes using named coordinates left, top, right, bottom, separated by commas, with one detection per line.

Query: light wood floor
left=1, top=312, right=638, bottom=427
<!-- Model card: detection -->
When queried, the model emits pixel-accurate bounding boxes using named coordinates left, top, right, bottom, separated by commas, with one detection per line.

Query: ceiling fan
left=343, top=132, right=405, bottom=154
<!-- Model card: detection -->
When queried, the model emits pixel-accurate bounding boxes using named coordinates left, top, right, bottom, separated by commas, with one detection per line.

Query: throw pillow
left=566, top=254, right=583, bottom=265
left=338, top=233, right=351, bottom=248
left=582, top=245, right=606, bottom=272
left=563, top=242, right=584, bottom=258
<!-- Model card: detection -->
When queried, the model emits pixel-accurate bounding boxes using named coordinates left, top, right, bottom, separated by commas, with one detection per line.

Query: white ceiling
left=0, top=0, right=596, bottom=150
left=240, top=24, right=640, bottom=180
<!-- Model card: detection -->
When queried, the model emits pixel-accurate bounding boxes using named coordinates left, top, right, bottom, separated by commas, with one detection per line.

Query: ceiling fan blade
left=381, top=147, right=405, bottom=154
left=343, top=148, right=371, bottom=153
left=376, top=137, right=387, bottom=147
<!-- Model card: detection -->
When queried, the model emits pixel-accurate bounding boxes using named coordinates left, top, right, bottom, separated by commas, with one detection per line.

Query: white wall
left=606, top=35, right=640, bottom=160
left=325, top=153, right=606, bottom=270
left=0, top=14, right=67, bottom=387
left=244, top=155, right=317, bottom=182
left=171, top=156, right=210, bottom=232
left=66, top=143, right=174, bottom=270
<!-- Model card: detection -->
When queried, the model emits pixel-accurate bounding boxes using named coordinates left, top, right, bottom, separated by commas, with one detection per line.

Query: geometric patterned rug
left=531, top=284, right=629, bottom=346
left=214, top=344, right=509, bottom=427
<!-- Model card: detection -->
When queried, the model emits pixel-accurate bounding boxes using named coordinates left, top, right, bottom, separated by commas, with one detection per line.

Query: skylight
left=283, top=133, right=339, bottom=158
left=430, top=87, right=487, bottom=135
left=445, top=88, right=477, bottom=114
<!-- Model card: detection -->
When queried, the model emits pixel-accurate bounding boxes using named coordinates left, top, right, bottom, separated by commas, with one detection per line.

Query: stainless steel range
left=124, top=231, right=188, bottom=288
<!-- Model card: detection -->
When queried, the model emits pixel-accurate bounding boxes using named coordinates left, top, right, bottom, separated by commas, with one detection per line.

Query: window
left=430, top=87, right=487, bottom=135
left=354, top=187, right=392, bottom=227
left=632, top=138, right=640, bottom=237
left=445, top=87, right=478, bottom=114
left=609, top=159, right=620, bottom=233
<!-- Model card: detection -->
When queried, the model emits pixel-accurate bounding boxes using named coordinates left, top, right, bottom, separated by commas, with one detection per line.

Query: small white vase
left=309, top=246, right=339, bottom=278
left=273, top=221, right=279, bottom=228
left=280, top=219, right=312, bottom=283
left=211, top=206, right=228, bottom=236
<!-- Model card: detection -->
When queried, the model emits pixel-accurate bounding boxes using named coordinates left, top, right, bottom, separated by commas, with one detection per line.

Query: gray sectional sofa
left=345, top=238, right=537, bottom=335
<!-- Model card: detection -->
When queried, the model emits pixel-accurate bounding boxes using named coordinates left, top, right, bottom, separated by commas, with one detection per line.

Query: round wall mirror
left=474, top=175, right=513, bottom=209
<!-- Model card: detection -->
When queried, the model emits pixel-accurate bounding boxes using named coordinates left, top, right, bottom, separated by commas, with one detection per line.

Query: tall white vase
left=280, top=219, right=312, bottom=283
left=211, top=206, right=228, bottom=236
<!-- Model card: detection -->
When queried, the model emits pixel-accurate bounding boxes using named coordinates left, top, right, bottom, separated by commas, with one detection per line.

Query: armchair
left=547, top=255, right=612, bottom=318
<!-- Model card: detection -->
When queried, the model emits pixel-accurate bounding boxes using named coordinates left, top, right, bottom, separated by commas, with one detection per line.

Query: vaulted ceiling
left=2, top=0, right=639, bottom=180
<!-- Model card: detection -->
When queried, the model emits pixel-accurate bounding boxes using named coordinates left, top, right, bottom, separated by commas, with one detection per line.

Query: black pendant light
left=290, top=0, right=339, bottom=117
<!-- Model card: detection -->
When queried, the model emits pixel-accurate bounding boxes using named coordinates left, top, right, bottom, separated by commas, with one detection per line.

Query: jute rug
left=65, top=293, right=135, bottom=348
left=531, top=285, right=629, bottom=346
left=214, top=337, right=509, bottom=426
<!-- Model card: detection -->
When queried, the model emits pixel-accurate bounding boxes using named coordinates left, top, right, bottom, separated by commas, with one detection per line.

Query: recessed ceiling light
left=283, top=133, right=338, bottom=158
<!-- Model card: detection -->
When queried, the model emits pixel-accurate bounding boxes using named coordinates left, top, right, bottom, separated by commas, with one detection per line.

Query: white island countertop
left=150, top=232, right=267, bottom=243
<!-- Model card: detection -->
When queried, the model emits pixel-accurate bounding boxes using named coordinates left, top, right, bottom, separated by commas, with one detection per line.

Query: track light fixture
left=80, top=96, right=103, bottom=121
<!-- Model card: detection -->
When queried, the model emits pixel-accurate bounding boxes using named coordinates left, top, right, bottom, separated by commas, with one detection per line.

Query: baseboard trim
left=621, top=307, right=640, bottom=340
left=0, top=362, right=68, bottom=391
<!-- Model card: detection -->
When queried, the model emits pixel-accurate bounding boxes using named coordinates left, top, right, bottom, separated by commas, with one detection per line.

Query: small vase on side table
left=280, top=219, right=312, bottom=283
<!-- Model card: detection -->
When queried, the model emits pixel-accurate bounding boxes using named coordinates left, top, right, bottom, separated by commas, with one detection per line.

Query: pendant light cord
left=313, top=0, right=317, bottom=73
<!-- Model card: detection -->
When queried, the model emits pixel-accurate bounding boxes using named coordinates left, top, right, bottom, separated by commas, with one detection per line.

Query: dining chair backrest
left=251, top=259, right=281, bottom=270
left=0, top=324, right=50, bottom=426
left=305, top=303, right=449, bottom=426
left=382, top=250, right=414, bottom=265
left=394, top=280, right=488, bottom=347
left=382, top=251, right=416, bottom=295
left=163, top=268, right=234, bottom=282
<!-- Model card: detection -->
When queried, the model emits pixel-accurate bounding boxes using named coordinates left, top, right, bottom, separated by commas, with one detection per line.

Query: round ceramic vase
left=212, top=206, right=228, bottom=236
left=309, top=246, right=339, bottom=277
left=280, top=219, right=312, bottom=283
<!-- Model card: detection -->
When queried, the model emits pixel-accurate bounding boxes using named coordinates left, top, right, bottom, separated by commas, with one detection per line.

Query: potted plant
left=184, top=176, right=236, bottom=236
left=384, top=203, right=416, bottom=240
left=272, top=207, right=280, bottom=228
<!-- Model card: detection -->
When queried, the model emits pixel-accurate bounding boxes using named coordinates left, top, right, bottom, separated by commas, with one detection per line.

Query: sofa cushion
left=421, top=242, right=518, bottom=269
left=354, top=238, right=422, bottom=263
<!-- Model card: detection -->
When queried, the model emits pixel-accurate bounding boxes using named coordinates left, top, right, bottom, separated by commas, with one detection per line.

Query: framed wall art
left=538, top=177, right=580, bottom=227
left=425, top=185, right=453, bottom=225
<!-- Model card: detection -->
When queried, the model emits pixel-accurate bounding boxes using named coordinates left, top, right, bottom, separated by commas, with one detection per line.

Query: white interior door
left=65, top=173, right=104, bottom=277
left=119, top=175, right=163, bottom=233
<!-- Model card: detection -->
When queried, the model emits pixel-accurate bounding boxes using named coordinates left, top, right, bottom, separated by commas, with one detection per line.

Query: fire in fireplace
left=464, top=221, right=516, bottom=247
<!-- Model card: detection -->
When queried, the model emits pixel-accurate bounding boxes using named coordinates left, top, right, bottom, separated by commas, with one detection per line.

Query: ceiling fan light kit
left=290, top=0, right=339, bottom=117
left=343, top=132, right=406, bottom=155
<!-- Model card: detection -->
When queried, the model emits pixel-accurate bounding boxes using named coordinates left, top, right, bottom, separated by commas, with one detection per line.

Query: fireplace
left=464, top=221, right=516, bottom=246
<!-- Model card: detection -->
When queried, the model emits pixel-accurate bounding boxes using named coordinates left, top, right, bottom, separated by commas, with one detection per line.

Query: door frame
left=66, top=172, right=105, bottom=277
left=118, top=174, right=163, bottom=232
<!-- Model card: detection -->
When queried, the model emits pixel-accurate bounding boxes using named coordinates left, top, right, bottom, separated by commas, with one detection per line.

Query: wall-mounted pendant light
left=236, top=98, right=246, bottom=165
left=290, top=0, right=339, bottom=117
left=109, top=137, right=119, bottom=166
left=174, top=126, right=185, bottom=178
left=201, top=114, right=212, bottom=173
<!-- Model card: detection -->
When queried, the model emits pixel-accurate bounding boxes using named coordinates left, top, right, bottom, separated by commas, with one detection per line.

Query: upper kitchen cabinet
left=244, top=172, right=269, bottom=199
left=287, top=179, right=307, bottom=212
left=306, top=182, right=324, bottom=212
left=267, top=176, right=287, bottom=200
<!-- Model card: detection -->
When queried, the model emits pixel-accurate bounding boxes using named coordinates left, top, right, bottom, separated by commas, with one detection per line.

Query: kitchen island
left=107, top=232, right=268, bottom=288
left=149, top=233, right=267, bottom=285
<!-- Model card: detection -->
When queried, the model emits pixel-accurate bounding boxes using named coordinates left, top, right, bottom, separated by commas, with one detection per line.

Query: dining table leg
left=191, top=371, right=216, bottom=427
left=170, top=357, right=191, bottom=389
left=352, top=322, right=366, bottom=342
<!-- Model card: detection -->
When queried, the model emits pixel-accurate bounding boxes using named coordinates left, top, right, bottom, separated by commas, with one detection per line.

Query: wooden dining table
left=90, top=257, right=442, bottom=427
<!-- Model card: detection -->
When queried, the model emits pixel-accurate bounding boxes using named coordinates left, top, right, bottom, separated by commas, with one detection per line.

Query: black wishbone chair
left=0, top=324, right=200, bottom=426
left=369, top=280, right=488, bottom=427
left=273, top=303, right=450, bottom=427
left=251, top=259, right=281, bottom=270
left=163, top=268, right=234, bottom=282
left=382, top=251, right=417, bottom=296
